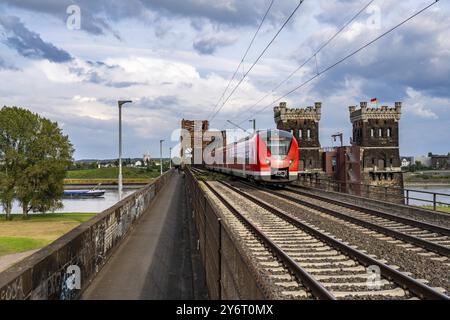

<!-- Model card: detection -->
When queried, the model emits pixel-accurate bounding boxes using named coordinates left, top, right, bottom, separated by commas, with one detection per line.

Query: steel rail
left=287, top=185, right=450, bottom=236
left=203, top=180, right=336, bottom=300
left=254, top=184, right=450, bottom=257
left=218, top=180, right=450, bottom=300
left=235, top=180, right=450, bottom=256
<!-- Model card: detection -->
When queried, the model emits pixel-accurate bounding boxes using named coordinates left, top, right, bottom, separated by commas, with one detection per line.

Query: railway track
left=203, top=179, right=449, bottom=300
left=236, top=181, right=450, bottom=258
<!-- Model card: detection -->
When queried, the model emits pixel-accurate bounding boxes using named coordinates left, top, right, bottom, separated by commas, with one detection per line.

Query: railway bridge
left=0, top=168, right=449, bottom=300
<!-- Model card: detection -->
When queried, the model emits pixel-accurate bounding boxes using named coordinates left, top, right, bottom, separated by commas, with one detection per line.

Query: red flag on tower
left=371, top=98, right=378, bottom=104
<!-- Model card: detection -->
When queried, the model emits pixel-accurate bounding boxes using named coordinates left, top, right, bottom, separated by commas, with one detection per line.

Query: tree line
left=0, top=106, right=73, bottom=220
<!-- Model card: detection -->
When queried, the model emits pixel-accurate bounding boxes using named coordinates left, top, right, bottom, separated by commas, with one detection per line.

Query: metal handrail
left=405, top=188, right=450, bottom=197
left=298, top=176, right=450, bottom=212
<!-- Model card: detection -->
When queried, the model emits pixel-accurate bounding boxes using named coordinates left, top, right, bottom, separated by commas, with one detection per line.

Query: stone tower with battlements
left=274, top=102, right=323, bottom=175
left=349, top=102, right=403, bottom=189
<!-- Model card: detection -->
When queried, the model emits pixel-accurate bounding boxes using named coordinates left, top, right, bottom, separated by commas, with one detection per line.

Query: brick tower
left=274, top=102, right=323, bottom=175
left=180, top=119, right=209, bottom=164
left=349, top=102, right=403, bottom=189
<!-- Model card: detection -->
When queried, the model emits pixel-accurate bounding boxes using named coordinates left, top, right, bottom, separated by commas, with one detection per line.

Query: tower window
left=370, top=128, right=374, bottom=137
left=378, top=128, right=383, bottom=137
left=299, top=129, right=303, bottom=139
left=307, top=129, right=311, bottom=139
left=387, top=128, right=391, bottom=137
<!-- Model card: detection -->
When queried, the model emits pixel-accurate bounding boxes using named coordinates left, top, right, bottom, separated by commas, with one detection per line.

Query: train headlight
left=289, top=159, right=293, bottom=165
left=265, top=159, right=270, bottom=165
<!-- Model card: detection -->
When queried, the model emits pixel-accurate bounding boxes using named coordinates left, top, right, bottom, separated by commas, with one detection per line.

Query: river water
left=4, top=189, right=137, bottom=214
left=2, top=185, right=449, bottom=214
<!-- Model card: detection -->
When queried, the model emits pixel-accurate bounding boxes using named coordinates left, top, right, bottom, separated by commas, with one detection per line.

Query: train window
left=259, top=130, right=293, bottom=157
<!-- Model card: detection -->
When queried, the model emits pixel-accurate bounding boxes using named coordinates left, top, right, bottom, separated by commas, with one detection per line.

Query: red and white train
left=205, top=129, right=299, bottom=183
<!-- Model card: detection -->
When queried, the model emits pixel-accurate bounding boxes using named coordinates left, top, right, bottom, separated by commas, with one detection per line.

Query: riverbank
left=405, top=182, right=450, bottom=188
left=66, top=167, right=164, bottom=180
left=403, top=170, right=450, bottom=186
left=64, top=179, right=150, bottom=187
left=0, top=213, right=95, bottom=256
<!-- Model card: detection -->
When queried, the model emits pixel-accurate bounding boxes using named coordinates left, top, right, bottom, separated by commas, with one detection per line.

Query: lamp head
left=118, top=100, right=132, bottom=107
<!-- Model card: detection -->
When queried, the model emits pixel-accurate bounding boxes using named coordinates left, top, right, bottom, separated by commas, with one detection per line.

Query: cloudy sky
left=0, top=0, right=448, bottom=160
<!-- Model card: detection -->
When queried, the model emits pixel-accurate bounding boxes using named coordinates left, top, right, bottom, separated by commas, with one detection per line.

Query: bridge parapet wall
left=185, top=169, right=267, bottom=299
left=0, top=169, right=174, bottom=300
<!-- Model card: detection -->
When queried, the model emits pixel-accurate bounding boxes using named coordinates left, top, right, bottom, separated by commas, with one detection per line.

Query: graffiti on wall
left=0, top=277, right=25, bottom=300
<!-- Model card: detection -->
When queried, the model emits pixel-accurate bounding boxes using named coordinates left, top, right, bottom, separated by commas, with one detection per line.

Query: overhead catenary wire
left=207, top=0, right=275, bottom=120
left=239, top=0, right=440, bottom=124
left=233, top=0, right=376, bottom=125
left=209, top=0, right=306, bottom=123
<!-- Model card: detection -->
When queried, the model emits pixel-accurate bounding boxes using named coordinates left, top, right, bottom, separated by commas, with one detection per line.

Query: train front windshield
left=259, top=130, right=293, bottom=158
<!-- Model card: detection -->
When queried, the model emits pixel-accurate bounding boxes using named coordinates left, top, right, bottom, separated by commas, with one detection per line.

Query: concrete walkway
left=0, top=249, right=39, bottom=272
left=81, top=172, right=208, bottom=300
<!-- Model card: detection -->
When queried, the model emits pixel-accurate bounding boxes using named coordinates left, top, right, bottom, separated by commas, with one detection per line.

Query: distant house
left=135, top=160, right=143, bottom=167
left=429, top=153, right=450, bottom=170
left=401, top=156, right=414, bottom=167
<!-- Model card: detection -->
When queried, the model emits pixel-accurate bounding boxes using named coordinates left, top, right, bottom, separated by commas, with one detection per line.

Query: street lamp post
left=169, top=147, right=172, bottom=169
left=118, top=100, right=132, bottom=199
left=160, top=139, right=164, bottom=176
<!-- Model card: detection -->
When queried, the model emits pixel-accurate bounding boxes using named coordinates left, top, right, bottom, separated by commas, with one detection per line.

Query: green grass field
left=66, top=167, right=163, bottom=179
left=0, top=213, right=95, bottom=256
left=404, top=172, right=450, bottom=183
left=0, top=213, right=95, bottom=223
left=419, top=206, right=450, bottom=214
left=0, top=237, right=49, bottom=256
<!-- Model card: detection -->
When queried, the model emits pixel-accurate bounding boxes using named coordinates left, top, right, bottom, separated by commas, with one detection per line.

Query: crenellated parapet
left=274, top=102, right=322, bottom=123
left=274, top=101, right=323, bottom=173
left=349, top=102, right=401, bottom=123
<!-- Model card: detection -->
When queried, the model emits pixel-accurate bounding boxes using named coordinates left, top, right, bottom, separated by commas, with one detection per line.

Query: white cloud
left=105, top=56, right=200, bottom=84
left=73, top=95, right=97, bottom=103
left=36, top=60, right=83, bottom=83
left=404, top=87, right=439, bottom=119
